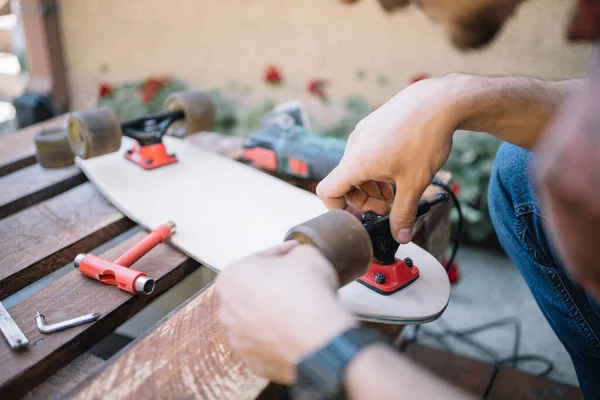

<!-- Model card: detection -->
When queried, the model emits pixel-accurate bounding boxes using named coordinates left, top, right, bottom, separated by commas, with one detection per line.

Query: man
left=217, top=0, right=600, bottom=398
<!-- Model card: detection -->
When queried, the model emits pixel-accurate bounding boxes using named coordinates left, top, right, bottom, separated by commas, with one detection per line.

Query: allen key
left=36, top=312, right=101, bottom=334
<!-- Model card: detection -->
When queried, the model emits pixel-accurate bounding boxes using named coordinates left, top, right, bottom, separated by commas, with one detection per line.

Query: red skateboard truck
left=74, top=222, right=176, bottom=295
left=359, top=192, right=449, bottom=295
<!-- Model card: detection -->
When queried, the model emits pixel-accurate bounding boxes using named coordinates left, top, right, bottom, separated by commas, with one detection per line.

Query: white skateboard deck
left=77, top=136, right=450, bottom=324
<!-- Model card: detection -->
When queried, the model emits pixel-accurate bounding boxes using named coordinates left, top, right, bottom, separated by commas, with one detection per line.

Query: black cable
left=431, top=177, right=463, bottom=271
left=402, top=316, right=556, bottom=378
left=399, top=178, right=556, bottom=379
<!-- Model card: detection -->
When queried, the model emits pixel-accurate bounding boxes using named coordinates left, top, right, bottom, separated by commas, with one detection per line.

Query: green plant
left=317, top=96, right=373, bottom=138
left=443, top=131, right=502, bottom=243
left=97, top=79, right=186, bottom=120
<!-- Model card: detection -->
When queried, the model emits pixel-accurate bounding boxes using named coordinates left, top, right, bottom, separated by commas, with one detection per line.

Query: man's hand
left=535, top=85, right=600, bottom=299
left=317, top=75, right=470, bottom=243
left=216, top=242, right=357, bottom=384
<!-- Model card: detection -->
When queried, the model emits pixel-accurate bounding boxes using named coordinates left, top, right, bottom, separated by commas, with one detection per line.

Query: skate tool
left=74, top=222, right=176, bottom=295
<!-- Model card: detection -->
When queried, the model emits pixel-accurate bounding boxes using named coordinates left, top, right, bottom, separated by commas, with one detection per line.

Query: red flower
left=140, top=77, right=169, bottom=104
left=98, top=82, right=113, bottom=98
left=307, top=79, right=329, bottom=101
left=410, top=73, right=430, bottom=84
left=264, top=65, right=283, bottom=85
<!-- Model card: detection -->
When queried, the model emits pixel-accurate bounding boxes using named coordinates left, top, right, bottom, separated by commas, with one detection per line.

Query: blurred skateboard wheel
left=34, top=127, right=75, bottom=168
left=67, top=107, right=122, bottom=159
left=164, top=90, right=215, bottom=136
left=285, top=210, right=373, bottom=287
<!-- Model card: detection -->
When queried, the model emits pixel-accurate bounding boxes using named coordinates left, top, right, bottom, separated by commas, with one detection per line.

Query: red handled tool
left=74, top=222, right=176, bottom=295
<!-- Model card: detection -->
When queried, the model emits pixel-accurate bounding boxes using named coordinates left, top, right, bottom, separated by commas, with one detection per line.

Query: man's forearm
left=345, top=344, right=475, bottom=400
left=456, top=75, right=583, bottom=150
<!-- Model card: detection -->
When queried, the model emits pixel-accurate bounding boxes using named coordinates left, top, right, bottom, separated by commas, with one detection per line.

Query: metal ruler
left=0, top=301, right=28, bottom=350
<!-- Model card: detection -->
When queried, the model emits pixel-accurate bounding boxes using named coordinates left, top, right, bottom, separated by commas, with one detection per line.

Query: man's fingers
left=317, top=164, right=361, bottom=210
left=358, top=181, right=384, bottom=199
left=345, top=185, right=391, bottom=215
left=378, top=182, right=395, bottom=202
left=390, top=182, right=423, bottom=243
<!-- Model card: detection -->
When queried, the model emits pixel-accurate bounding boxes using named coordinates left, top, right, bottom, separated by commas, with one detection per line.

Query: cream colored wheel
left=285, top=210, right=373, bottom=287
left=67, top=107, right=123, bottom=159
left=34, top=128, right=75, bottom=168
left=164, top=90, right=216, bottom=136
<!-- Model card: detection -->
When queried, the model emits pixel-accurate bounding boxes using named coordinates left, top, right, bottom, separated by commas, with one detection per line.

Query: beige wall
left=59, top=0, right=590, bottom=110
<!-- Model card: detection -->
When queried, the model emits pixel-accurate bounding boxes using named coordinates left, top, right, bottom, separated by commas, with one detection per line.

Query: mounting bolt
left=363, top=211, right=380, bottom=222
left=375, top=273, right=386, bottom=284
left=404, top=257, right=413, bottom=268
left=145, top=158, right=153, bottom=165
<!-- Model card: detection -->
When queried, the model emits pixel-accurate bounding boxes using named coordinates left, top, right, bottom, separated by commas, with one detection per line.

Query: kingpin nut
left=74, top=253, right=86, bottom=268
left=134, top=276, right=155, bottom=295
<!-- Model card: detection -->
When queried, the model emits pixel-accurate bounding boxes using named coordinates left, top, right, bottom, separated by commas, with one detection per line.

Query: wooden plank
left=403, top=343, right=495, bottom=397
left=22, top=353, right=104, bottom=400
left=0, top=183, right=134, bottom=299
left=0, top=115, right=67, bottom=177
left=69, top=283, right=267, bottom=400
left=487, top=368, right=583, bottom=400
left=0, top=164, right=85, bottom=219
left=0, top=229, right=199, bottom=399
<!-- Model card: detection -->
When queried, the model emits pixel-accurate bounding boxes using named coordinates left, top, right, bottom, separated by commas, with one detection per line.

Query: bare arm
left=345, top=344, right=474, bottom=400
left=317, top=73, right=583, bottom=243
left=458, top=75, right=584, bottom=150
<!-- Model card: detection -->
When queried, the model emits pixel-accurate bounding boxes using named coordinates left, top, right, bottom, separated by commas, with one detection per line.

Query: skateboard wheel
left=164, top=90, right=216, bottom=136
left=67, top=107, right=122, bottom=159
left=34, top=127, right=75, bottom=168
left=285, top=210, right=373, bottom=287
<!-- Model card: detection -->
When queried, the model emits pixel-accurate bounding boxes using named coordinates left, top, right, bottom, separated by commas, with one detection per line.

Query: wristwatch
left=290, top=325, right=391, bottom=400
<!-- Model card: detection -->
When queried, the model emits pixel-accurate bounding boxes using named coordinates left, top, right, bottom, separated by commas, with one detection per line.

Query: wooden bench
left=0, top=117, right=580, bottom=399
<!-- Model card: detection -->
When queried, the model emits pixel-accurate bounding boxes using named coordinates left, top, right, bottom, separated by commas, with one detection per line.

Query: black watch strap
left=291, top=326, right=391, bottom=400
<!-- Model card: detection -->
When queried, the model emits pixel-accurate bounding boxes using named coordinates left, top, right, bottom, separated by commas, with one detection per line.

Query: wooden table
left=0, top=117, right=580, bottom=400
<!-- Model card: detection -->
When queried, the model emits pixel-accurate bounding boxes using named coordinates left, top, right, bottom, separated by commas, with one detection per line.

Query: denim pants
left=488, top=143, right=600, bottom=398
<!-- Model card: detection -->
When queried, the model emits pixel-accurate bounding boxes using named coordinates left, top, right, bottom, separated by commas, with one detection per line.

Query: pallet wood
left=0, top=229, right=199, bottom=399
left=69, top=283, right=267, bottom=400
left=0, top=115, right=67, bottom=177
left=0, top=164, right=85, bottom=219
left=487, top=368, right=583, bottom=400
left=22, top=353, right=104, bottom=400
left=0, top=183, right=134, bottom=299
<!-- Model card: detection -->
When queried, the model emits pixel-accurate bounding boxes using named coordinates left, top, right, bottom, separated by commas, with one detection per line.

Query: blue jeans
left=488, top=143, right=600, bottom=398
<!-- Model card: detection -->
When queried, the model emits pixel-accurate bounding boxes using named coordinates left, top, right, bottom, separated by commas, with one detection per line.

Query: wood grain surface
left=22, top=353, right=104, bottom=400
left=0, top=115, right=67, bottom=177
left=0, top=183, right=133, bottom=299
left=69, top=283, right=268, bottom=400
left=487, top=368, right=583, bottom=400
left=0, top=164, right=85, bottom=219
left=0, top=229, right=199, bottom=399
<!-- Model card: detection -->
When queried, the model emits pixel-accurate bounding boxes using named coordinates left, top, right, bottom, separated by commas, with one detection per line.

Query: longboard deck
left=77, top=136, right=450, bottom=324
